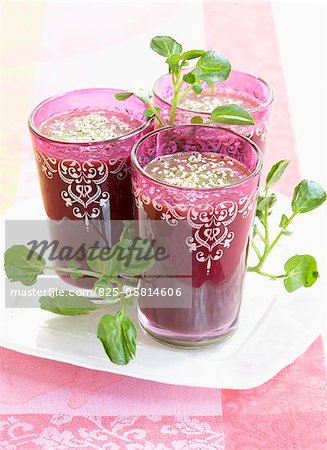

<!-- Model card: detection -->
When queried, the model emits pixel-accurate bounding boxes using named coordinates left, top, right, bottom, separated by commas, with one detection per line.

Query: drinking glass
left=131, top=125, right=263, bottom=347
left=28, top=88, right=153, bottom=286
left=153, top=69, right=274, bottom=154
left=29, top=88, right=154, bottom=224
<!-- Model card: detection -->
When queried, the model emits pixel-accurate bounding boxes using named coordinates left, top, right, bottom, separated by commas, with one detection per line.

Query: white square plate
left=1, top=195, right=325, bottom=389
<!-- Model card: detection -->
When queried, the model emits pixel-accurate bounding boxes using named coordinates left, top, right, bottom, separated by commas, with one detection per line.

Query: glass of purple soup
left=29, top=88, right=154, bottom=287
left=153, top=69, right=274, bottom=155
left=131, top=124, right=263, bottom=347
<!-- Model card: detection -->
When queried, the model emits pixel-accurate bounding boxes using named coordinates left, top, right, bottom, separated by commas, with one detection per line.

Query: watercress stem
left=148, top=103, right=165, bottom=127
left=177, top=84, right=194, bottom=104
left=45, top=266, right=102, bottom=278
left=250, top=269, right=286, bottom=279
left=268, top=211, right=297, bottom=254
left=169, top=76, right=184, bottom=125
left=255, top=226, right=265, bottom=243
left=251, top=240, right=262, bottom=260
left=254, top=202, right=271, bottom=271
left=249, top=210, right=297, bottom=273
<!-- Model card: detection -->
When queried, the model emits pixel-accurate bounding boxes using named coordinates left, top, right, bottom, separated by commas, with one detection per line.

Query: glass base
left=138, top=317, right=237, bottom=349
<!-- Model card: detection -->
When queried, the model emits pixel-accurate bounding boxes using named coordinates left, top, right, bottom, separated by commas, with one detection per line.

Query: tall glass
left=153, top=69, right=274, bottom=154
left=131, top=125, right=262, bottom=347
left=28, top=88, right=153, bottom=286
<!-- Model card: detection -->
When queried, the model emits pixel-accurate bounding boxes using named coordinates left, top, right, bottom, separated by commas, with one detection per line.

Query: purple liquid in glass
left=29, top=88, right=154, bottom=287
left=132, top=125, right=262, bottom=347
left=153, top=69, right=274, bottom=155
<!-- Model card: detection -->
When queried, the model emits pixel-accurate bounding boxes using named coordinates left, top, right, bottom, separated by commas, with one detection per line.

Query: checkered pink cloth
left=1, top=2, right=326, bottom=448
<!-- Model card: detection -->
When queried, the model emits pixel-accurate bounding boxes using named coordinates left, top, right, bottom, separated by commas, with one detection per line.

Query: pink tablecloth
left=1, top=2, right=326, bottom=448
left=1, top=339, right=326, bottom=449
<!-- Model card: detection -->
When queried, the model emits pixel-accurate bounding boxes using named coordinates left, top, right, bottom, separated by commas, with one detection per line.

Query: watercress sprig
left=4, top=222, right=156, bottom=365
left=248, top=160, right=326, bottom=292
left=191, top=104, right=255, bottom=126
left=115, top=90, right=165, bottom=127
left=115, top=35, right=254, bottom=127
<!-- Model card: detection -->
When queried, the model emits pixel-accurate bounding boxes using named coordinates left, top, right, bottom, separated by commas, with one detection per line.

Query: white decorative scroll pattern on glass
left=107, top=157, right=130, bottom=181
left=242, top=116, right=272, bottom=143
left=57, top=160, right=110, bottom=229
left=35, top=152, right=131, bottom=228
left=35, top=152, right=57, bottom=179
left=134, top=186, right=255, bottom=274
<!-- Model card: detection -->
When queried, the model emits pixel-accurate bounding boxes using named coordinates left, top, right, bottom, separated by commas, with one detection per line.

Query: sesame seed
left=145, top=152, right=249, bottom=188
left=40, top=109, right=141, bottom=142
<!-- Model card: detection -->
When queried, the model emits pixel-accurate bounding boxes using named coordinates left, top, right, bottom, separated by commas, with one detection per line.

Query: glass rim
left=131, top=124, right=263, bottom=192
left=153, top=69, right=274, bottom=114
left=28, top=87, right=154, bottom=146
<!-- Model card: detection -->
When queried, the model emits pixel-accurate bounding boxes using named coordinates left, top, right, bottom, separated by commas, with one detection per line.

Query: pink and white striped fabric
left=1, top=2, right=326, bottom=448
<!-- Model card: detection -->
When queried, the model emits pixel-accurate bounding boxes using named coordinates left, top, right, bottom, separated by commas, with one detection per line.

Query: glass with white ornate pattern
left=131, top=125, right=263, bottom=347
left=28, top=88, right=153, bottom=287
left=153, top=69, right=274, bottom=154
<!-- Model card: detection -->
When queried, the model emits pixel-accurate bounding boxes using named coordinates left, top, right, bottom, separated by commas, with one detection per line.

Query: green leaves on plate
left=4, top=245, right=45, bottom=286
left=265, top=160, right=290, bottom=191
left=256, top=193, right=277, bottom=212
left=283, top=254, right=319, bottom=292
left=40, top=292, right=98, bottom=315
left=291, top=180, right=326, bottom=214
left=97, top=310, right=137, bottom=365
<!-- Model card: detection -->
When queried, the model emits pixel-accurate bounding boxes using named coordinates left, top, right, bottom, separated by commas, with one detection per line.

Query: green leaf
left=206, top=81, right=215, bottom=93
left=120, top=221, right=136, bottom=241
left=67, top=260, right=83, bottom=279
left=87, top=238, right=156, bottom=279
left=166, top=54, right=181, bottom=75
left=255, top=195, right=265, bottom=223
left=279, top=214, right=289, bottom=229
left=166, top=54, right=181, bottom=65
left=124, top=296, right=136, bottom=307
left=291, top=180, right=326, bottom=214
left=135, top=90, right=151, bottom=105
left=257, top=193, right=277, bottom=212
left=40, top=293, right=98, bottom=315
left=115, top=92, right=133, bottom=101
left=265, top=160, right=290, bottom=190
left=97, top=310, right=137, bottom=365
left=281, top=229, right=293, bottom=236
left=94, top=278, right=121, bottom=300
left=119, top=238, right=156, bottom=276
left=256, top=211, right=264, bottom=224
left=192, top=83, right=203, bottom=95
left=284, top=254, right=319, bottom=292
left=181, top=49, right=205, bottom=60
left=195, top=50, right=231, bottom=83
left=87, top=247, right=110, bottom=274
left=278, top=214, right=292, bottom=235
left=191, top=116, right=204, bottom=124
left=150, top=36, right=182, bottom=57
left=87, top=247, right=120, bottom=278
left=116, top=238, right=134, bottom=249
left=211, top=104, right=255, bottom=125
left=4, top=245, right=45, bottom=286
left=67, top=260, right=81, bottom=270
left=70, top=272, right=84, bottom=279
left=183, top=72, right=195, bottom=84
